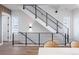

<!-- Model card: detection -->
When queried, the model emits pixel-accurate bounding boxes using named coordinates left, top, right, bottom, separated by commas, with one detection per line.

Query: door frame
left=1, top=12, right=11, bottom=45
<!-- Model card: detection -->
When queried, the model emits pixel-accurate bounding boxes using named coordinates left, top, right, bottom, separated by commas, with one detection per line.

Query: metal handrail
left=12, top=32, right=67, bottom=47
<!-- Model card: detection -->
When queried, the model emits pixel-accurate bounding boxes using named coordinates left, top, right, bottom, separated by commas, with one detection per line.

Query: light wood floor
left=0, top=42, right=39, bottom=55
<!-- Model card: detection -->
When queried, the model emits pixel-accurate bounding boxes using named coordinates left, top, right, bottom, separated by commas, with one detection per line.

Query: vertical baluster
left=25, top=33, right=27, bottom=45
left=12, top=33, right=14, bottom=45
left=35, top=5, right=37, bottom=18
left=23, top=5, right=25, bottom=9
left=52, top=33, right=53, bottom=42
left=56, top=21, right=58, bottom=33
left=38, top=33, right=40, bottom=47
left=67, top=29, right=69, bottom=43
left=65, top=33, right=67, bottom=46
left=67, top=34, right=69, bottom=43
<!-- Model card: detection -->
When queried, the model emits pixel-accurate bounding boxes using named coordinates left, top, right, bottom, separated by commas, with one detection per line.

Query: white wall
left=72, top=8, right=79, bottom=40
left=0, top=14, right=2, bottom=43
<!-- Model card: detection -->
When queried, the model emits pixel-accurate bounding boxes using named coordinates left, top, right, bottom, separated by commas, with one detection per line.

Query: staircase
left=20, top=4, right=69, bottom=46
left=21, top=6, right=56, bottom=33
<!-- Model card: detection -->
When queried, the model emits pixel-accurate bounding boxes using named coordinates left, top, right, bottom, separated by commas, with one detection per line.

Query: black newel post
left=38, top=33, right=40, bottom=47
left=35, top=5, right=37, bottom=18
left=65, top=33, right=67, bottom=46
left=25, top=33, right=27, bottom=45
left=12, top=33, right=14, bottom=45
left=56, top=21, right=58, bottom=33
left=52, top=33, right=53, bottom=42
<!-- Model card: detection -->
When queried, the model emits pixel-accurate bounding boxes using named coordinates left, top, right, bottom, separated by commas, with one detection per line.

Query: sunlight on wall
left=12, top=16, right=19, bottom=33
left=74, top=17, right=79, bottom=40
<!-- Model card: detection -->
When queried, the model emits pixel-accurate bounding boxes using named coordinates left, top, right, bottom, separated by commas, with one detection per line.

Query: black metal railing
left=23, top=4, right=69, bottom=44
left=12, top=32, right=68, bottom=47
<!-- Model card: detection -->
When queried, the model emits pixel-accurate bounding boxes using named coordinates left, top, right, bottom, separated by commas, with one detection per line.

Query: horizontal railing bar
left=14, top=43, right=44, bottom=45
left=23, top=4, right=36, bottom=6
left=19, top=32, right=54, bottom=34
left=19, top=32, right=65, bottom=36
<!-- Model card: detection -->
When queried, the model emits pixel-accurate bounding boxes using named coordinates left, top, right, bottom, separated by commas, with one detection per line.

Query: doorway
left=2, top=12, right=11, bottom=44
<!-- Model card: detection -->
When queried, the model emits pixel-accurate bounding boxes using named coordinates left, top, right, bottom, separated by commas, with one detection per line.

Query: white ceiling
left=3, top=4, right=79, bottom=11
left=48, top=4, right=79, bottom=11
